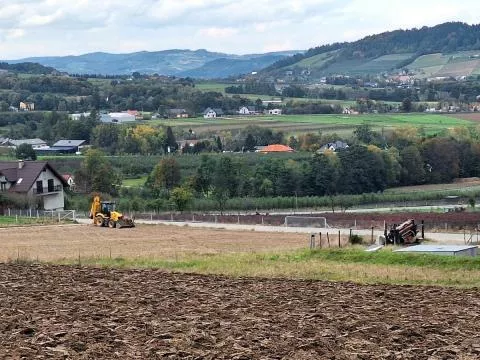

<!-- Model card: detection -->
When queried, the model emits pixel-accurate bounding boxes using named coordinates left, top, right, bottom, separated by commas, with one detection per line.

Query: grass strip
left=50, top=248, right=480, bottom=288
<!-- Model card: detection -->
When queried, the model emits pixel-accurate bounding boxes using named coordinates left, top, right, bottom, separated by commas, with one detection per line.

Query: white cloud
left=6, top=29, right=26, bottom=39
left=0, top=0, right=478, bottom=58
left=199, top=27, right=238, bottom=38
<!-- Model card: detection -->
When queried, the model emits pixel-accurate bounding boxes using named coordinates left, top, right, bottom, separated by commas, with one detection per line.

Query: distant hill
left=0, top=62, right=58, bottom=75
left=4, top=50, right=300, bottom=78
left=178, top=53, right=291, bottom=79
left=263, top=22, right=480, bottom=78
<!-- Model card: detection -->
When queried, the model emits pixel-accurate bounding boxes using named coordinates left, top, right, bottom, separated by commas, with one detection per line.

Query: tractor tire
left=94, top=216, right=104, bottom=227
left=108, top=220, right=117, bottom=228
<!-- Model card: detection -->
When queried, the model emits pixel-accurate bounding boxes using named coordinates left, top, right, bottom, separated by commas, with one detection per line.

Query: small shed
left=395, top=245, right=478, bottom=257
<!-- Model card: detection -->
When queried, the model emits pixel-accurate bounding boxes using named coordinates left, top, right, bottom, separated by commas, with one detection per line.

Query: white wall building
left=100, top=113, right=136, bottom=123
left=0, top=161, right=68, bottom=210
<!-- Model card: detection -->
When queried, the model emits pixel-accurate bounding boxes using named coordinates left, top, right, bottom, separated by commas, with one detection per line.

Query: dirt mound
left=1, top=264, right=480, bottom=359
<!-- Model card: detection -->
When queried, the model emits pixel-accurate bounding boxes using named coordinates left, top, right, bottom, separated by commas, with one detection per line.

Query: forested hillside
left=264, top=22, right=480, bottom=77
left=0, top=62, right=58, bottom=75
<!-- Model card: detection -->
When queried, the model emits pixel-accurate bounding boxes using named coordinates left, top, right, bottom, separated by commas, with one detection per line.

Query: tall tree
left=399, top=145, right=426, bottom=185
left=15, top=143, right=37, bottom=161
left=193, top=155, right=216, bottom=197
left=148, top=157, right=181, bottom=195
left=213, top=157, right=238, bottom=213
left=165, top=126, right=178, bottom=153
left=244, top=133, right=256, bottom=152
left=74, top=149, right=119, bottom=194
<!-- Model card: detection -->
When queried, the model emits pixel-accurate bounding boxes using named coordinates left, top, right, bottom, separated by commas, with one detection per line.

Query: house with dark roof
left=168, top=108, right=190, bottom=118
left=0, top=161, right=68, bottom=210
left=53, top=140, right=87, bottom=153
left=319, top=141, right=349, bottom=152
left=203, top=108, right=224, bottom=118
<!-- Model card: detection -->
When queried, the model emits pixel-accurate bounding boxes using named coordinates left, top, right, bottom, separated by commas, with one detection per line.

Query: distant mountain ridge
left=4, top=49, right=301, bottom=78
left=263, top=22, right=480, bottom=78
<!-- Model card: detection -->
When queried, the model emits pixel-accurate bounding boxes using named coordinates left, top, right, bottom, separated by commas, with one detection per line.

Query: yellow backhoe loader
left=89, top=196, right=135, bottom=228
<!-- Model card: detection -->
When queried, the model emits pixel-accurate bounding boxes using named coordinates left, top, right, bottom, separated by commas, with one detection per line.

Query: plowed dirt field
left=1, top=264, right=480, bottom=359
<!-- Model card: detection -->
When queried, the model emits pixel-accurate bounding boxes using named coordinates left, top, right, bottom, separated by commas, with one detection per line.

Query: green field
left=146, top=113, right=473, bottom=137
left=293, top=50, right=338, bottom=68
left=122, top=177, right=147, bottom=187
left=195, top=82, right=234, bottom=93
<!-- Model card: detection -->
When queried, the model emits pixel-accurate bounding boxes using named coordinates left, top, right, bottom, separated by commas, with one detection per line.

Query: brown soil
left=1, top=264, right=480, bottom=359
left=449, top=113, right=480, bottom=121
left=0, top=224, right=314, bottom=262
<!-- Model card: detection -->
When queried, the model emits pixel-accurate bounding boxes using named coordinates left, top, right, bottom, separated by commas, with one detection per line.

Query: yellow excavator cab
left=89, top=196, right=135, bottom=228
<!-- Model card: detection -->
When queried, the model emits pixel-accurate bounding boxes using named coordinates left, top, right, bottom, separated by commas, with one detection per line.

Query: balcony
left=33, top=185, right=62, bottom=195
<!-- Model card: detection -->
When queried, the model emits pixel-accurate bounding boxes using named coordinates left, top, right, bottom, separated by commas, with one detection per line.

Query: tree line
left=70, top=124, right=480, bottom=212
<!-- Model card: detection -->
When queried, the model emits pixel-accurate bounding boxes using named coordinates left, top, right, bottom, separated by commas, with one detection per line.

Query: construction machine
left=89, top=196, right=135, bottom=228
left=383, top=219, right=423, bottom=245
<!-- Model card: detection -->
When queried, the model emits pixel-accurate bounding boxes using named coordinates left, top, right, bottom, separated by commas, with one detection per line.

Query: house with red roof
left=259, top=144, right=294, bottom=153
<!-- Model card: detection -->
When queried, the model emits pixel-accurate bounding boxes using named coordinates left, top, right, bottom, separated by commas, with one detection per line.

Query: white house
left=203, top=108, right=224, bottom=118
left=268, top=108, right=282, bottom=115
left=203, top=108, right=217, bottom=118
left=69, top=112, right=91, bottom=121
left=238, top=106, right=258, bottom=115
left=100, top=113, right=136, bottom=123
left=319, top=141, right=349, bottom=152
left=0, top=161, right=69, bottom=210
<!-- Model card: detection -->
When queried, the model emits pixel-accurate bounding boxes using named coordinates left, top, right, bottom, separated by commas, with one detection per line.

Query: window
left=47, top=179, right=54, bottom=192
left=0, top=182, right=6, bottom=192
left=36, top=180, right=43, bottom=194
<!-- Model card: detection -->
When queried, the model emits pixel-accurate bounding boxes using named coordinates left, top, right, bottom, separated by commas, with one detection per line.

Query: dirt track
left=1, top=264, right=480, bottom=359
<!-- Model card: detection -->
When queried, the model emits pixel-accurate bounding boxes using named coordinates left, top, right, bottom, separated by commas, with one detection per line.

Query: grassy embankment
left=0, top=216, right=60, bottom=227
left=55, top=248, right=480, bottom=288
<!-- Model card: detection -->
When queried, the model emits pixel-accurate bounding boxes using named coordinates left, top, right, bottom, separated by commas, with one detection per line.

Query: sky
left=0, top=0, right=479, bottom=59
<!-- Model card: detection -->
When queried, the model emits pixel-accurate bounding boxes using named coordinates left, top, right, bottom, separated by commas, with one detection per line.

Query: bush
left=349, top=234, right=364, bottom=245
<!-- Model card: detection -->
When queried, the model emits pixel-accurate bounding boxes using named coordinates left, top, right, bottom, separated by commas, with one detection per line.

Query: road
left=77, top=218, right=471, bottom=244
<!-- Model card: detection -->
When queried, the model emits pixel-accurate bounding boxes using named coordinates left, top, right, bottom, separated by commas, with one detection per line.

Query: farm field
left=149, top=113, right=473, bottom=136
left=449, top=112, right=480, bottom=122
left=1, top=223, right=480, bottom=286
left=385, top=178, right=480, bottom=194
left=0, top=224, right=310, bottom=262
left=122, top=176, right=147, bottom=188
left=2, top=264, right=480, bottom=359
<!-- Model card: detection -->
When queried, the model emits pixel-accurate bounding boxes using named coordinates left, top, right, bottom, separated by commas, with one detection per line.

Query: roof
left=0, top=161, right=68, bottom=193
left=240, top=106, right=257, bottom=111
left=53, top=140, right=87, bottom=147
left=5, top=138, right=47, bottom=146
left=395, top=245, right=478, bottom=253
left=320, top=140, right=349, bottom=151
left=203, top=108, right=224, bottom=115
left=169, top=108, right=188, bottom=114
left=36, top=146, right=77, bottom=152
left=62, top=174, right=73, bottom=181
left=259, top=144, right=294, bottom=153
